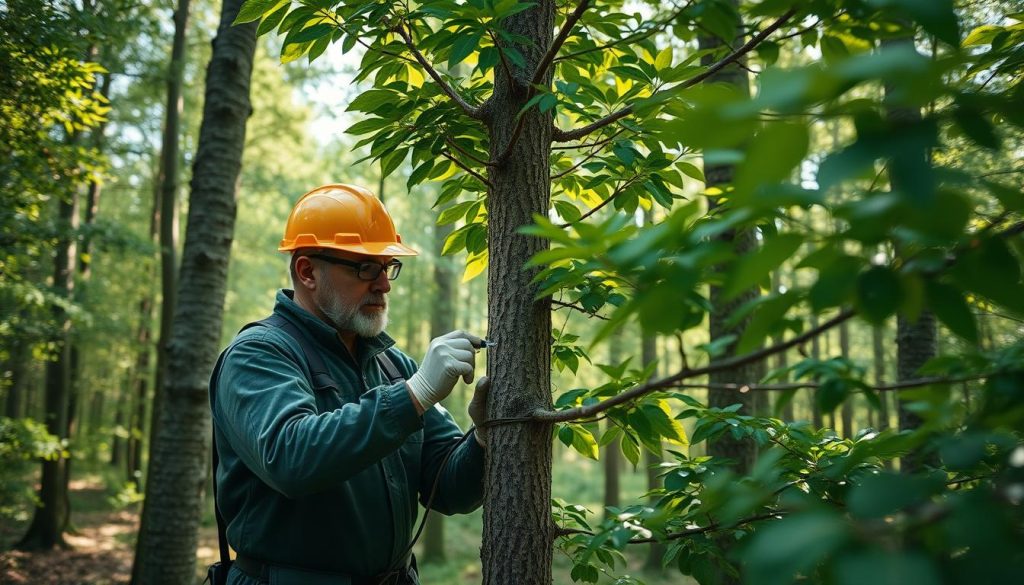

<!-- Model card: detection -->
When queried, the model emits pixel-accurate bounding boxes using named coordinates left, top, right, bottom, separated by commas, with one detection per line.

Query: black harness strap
left=209, top=315, right=408, bottom=583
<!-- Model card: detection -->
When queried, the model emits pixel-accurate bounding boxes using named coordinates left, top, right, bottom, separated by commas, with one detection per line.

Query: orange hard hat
left=278, top=184, right=418, bottom=256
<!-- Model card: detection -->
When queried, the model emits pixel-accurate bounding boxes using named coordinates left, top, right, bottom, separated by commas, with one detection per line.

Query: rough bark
left=700, top=0, right=762, bottom=476
left=641, top=328, right=665, bottom=571
left=130, top=1, right=256, bottom=582
left=603, top=332, right=622, bottom=519
left=810, top=314, right=823, bottom=429
left=422, top=220, right=456, bottom=564
left=150, top=0, right=189, bottom=461
left=481, top=3, right=554, bottom=583
left=872, top=325, right=888, bottom=431
left=839, top=321, right=854, bottom=437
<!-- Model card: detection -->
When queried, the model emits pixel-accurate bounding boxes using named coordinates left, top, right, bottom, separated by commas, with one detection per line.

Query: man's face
left=310, top=251, right=394, bottom=338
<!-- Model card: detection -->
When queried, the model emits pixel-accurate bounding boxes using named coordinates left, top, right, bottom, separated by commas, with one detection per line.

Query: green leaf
left=620, top=433, right=640, bottom=467
left=235, top=0, right=281, bottom=24
left=950, top=238, right=1024, bottom=315
left=734, top=122, right=810, bottom=197
left=856, top=266, right=903, bottom=324
left=866, top=0, right=960, bottom=46
left=256, top=2, right=290, bottom=36
left=743, top=511, right=849, bottom=585
left=449, top=31, right=482, bottom=69
left=283, top=23, right=333, bottom=47
left=847, top=471, right=945, bottom=518
left=925, top=281, right=978, bottom=343
left=347, top=89, right=399, bottom=113
left=834, top=550, right=942, bottom=585
left=736, top=291, right=800, bottom=354
left=722, top=233, right=804, bottom=301
left=810, top=256, right=863, bottom=311
left=816, top=378, right=849, bottom=413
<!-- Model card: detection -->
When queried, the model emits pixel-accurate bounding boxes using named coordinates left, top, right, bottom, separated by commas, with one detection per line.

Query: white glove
left=407, top=330, right=480, bottom=410
left=468, top=376, right=490, bottom=447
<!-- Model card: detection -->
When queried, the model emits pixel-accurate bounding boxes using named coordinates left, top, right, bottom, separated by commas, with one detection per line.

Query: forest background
left=1, top=0, right=1023, bottom=584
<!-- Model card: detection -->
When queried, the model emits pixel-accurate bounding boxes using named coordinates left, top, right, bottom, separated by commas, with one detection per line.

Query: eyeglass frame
left=305, top=253, right=403, bottom=281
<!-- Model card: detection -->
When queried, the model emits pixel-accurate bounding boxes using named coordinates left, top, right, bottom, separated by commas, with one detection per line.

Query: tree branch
left=671, top=372, right=997, bottom=393
left=552, top=299, right=610, bottom=320
left=550, top=129, right=627, bottom=180
left=441, top=151, right=492, bottom=188
left=395, top=23, right=484, bottom=120
left=554, top=511, right=783, bottom=543
left=555, top=2, right=693, bottom=63
left=445, top=135, right=493, bottom=168
left=531, top=0, right=594, bottom=87
left=554, top=175, right=639, bottom=228
left=552, top=8, right=798, bottom=142
left=533, top=309, right=854, bottom=423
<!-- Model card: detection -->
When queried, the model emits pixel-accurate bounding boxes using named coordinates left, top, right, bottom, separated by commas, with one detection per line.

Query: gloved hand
left=407, top=330, right=480, bottom=411
left=468, top=376, right=490, bottom=447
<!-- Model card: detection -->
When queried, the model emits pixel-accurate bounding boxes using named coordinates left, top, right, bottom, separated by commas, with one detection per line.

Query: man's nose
left=370, top=269, right=392, bottom=293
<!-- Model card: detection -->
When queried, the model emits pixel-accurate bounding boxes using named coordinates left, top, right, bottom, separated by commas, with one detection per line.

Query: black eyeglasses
left=306, top=254, right=402, bottom=281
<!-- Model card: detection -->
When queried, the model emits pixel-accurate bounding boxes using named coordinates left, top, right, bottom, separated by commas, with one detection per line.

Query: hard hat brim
left=279, top=240, right=419, bottom=256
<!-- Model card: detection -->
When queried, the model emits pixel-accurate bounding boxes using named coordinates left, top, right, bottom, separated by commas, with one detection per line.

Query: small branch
left=445, top=135, right=493, bottom=168
left=550, top=130, right=627, bottom=180
left=552, top=8, right=798, bottom=143
left=555, top=172, right=647, bottom=228
left=395, top=23, right=483, bottom=120
left=552, top=299, right=610, bottom=320
left=487, top=29, right=515, bottom=83
left=555, top=2, right=693, bottom=63
left=534, top=310, right=854, bottom=423
left=551, top=128, right=627, bottom=151
left=554, top=511, right=783, bottom=542
left=531, top=0, right=593, bottom=87
left=441, top=151, right=492, bottom=188
left=671, top=372, right=995, bottom=392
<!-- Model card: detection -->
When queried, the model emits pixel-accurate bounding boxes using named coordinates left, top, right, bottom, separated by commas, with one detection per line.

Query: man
left=210, top=184, right=488, bottom=585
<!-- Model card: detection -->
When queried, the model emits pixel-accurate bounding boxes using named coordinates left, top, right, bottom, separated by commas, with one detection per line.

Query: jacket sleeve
left=418, top=404, right=485, bottom=515
left=214, top=331, right=424, bottom=499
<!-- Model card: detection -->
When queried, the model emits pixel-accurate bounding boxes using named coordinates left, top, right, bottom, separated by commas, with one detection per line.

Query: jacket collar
left=275, top=289, right=395, bottom=364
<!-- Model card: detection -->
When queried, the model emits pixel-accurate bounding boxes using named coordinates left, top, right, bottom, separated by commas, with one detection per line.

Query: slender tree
left=131, top=0, right=257, bottom=581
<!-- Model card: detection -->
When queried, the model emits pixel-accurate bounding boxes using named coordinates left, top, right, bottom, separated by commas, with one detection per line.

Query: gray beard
left=316, top=287, right=389, bottom=338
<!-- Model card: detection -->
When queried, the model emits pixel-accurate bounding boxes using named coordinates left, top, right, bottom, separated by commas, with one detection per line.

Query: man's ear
left=294, top=255, right=318, bottom=291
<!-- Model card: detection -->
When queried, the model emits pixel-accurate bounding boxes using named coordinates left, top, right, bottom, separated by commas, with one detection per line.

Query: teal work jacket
left=211, top=290, right=484, bottom=583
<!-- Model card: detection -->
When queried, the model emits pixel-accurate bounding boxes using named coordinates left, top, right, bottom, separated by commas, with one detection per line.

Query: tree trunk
left=128, top=295, right=154, bottom=484
left=150, top=0, right=190, bottom=464
left=130, top=1, right=256, bottom=582
left=421, top=220, right=456, bottom=564
left=872, top=325, right=889, bottom=431
left=4, top=339, right=31, bottom=419
left=603, top=332, right=622, bottom=519
left=16, top=189, right=79, bottom=550
left=810, top=314, right=823, bottom=428
left=641, top=328, right=665, bottom=571
left=700, top=0, right=761, bottom=475
left=482, top=3, right=554, bottom=583
left=839, top=321, right=853, bottom=438
left=771, top=270, right=792, bottom=420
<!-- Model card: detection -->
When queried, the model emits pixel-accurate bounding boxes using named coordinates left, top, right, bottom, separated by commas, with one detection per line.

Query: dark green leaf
left=847, top=471, right=945, bottom=518
left=856, top=266, right=903, bottom=324
left=925, top=280, right=978, bottom=343
left=722, top=234, right=804, bottom=301
left=235, top=0, right=282, bottom=24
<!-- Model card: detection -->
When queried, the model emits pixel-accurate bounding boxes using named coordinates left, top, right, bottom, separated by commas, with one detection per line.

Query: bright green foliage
left=240, top=0, right=1024, bottom=582
left=0, top=0, right=110, bottom=376
left=0, top=417, right=65, bottom=527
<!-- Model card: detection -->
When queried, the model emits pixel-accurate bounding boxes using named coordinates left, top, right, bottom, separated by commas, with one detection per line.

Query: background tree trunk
left=149, top=0, right=189, bottom=467
left=482, top=2, right=555, bottom=583
left=603, top=331, right=622, bottom=519
left=16, top=188, right=79, bottom=550
left=701, top=0, right=761, bottom=475
left=641, top=328, right=665, bottom=571
left=839, top=321, right=853, bottom=437
left=421, top=220, right=456, bottom=564
left=130, top=0, right=256, bottom=582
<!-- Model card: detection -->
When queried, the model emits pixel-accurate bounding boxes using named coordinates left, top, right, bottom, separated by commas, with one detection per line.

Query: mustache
left=361, top=294, right=387, bottom=306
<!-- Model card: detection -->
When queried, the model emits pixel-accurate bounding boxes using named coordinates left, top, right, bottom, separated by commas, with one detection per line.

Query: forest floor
left=0, top=476, right=219, bottom=585
left=1, top=459, right=692, bottom=585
